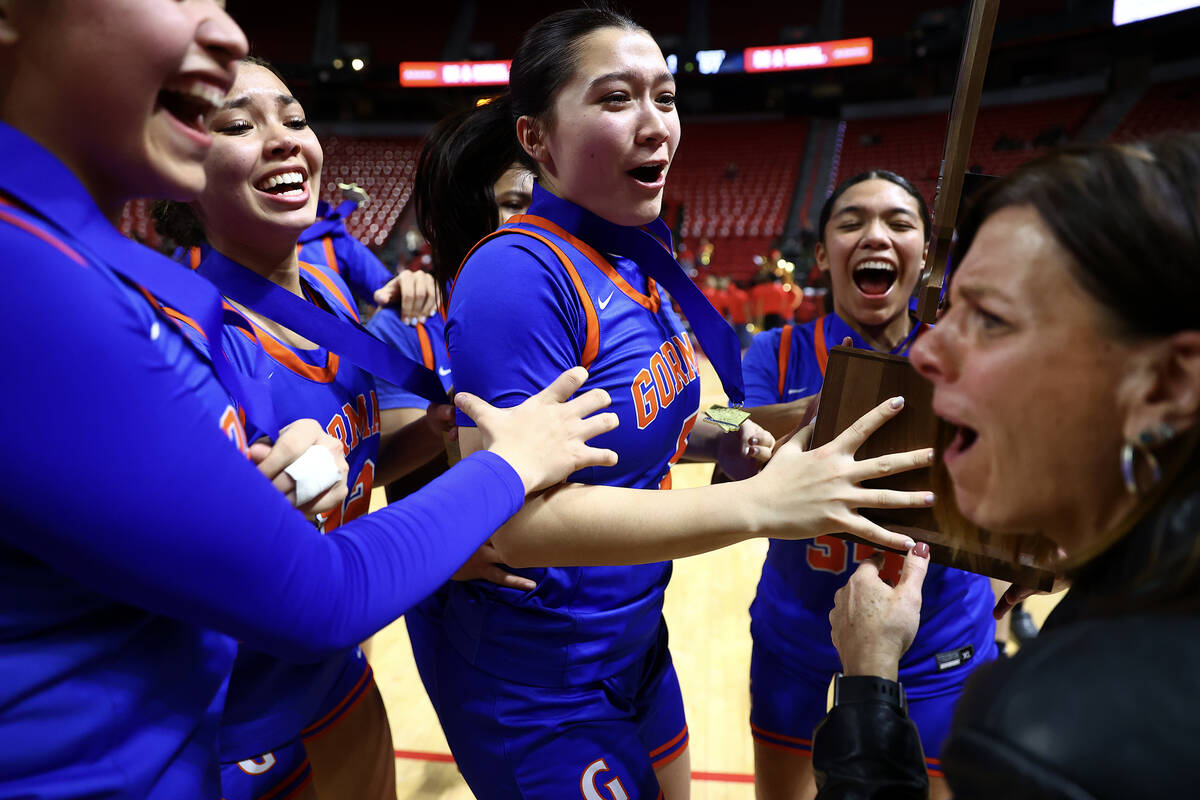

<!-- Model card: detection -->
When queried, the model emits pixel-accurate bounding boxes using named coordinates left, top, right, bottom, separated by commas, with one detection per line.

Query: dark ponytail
left=415, top=95, right=524, bottom=294
left=152, top=198, right=205, bottom=248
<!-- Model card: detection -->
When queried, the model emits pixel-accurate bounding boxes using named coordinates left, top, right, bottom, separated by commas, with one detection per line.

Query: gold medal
left=704, top=404, right=751, bottom=432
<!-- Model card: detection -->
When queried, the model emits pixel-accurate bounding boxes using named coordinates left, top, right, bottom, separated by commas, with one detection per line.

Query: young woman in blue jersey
left=740, top=171, right=995, bottom=800
left=0, top=3, right=622, bottom=798
left=154, top=58, right=456, bottom=800
left=411, top=10, right=939, bottom=799
left=368, top=98, right=537, bottom=600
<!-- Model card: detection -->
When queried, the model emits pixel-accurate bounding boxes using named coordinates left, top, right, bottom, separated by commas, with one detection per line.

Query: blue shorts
left=220, top=656, right=375, bottom=799
left=408, top=607, right=687, bottom=799
left=749, top=640, right=990, bottom=776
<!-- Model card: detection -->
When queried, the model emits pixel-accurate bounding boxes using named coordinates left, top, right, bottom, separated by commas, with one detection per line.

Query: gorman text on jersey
left=631, top=334, right=699, bottom=430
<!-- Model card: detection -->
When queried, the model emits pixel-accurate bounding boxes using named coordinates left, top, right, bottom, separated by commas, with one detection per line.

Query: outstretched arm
left=464, top=398, right=934, bottom=568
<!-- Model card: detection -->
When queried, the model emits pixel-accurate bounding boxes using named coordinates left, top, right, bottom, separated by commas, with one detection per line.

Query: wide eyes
left=599, top=89, right=677, bottom=108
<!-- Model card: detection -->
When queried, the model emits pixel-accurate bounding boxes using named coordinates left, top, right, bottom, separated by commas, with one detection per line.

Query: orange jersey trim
left=298, top=260, right=357, bottom=320
left=0, top=200, right=88, bottom=267
left=648, top=725, right=688, bottom=758
left=452, top=228, right=600, bottom=369
left=776, top=324, right=794, bottom=398
left=812, top=314, right=829, bottom=377
left=651, top=744, right=688, bottom=770
left=188, top=247, right=202, bottom=271
left=755, top=737, right=812, bottom=756
left=135, top=285, right=207, bottom=341
left=163, top=307, right=206, bottom=339
left=258, top=760, right=313, bottom=800
left=751, top=722, right=812, bottom=748
left=301, top=667, right=372, bottom=741
left=513, top=214, right=661, bottom=313
left=246, top=315, right=340, bottom=383
left=415, top=322, right=435, bottom=370
left=322, top=237, right=340, bottom=274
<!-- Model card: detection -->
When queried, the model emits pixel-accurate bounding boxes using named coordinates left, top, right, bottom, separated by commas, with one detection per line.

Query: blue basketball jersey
left=0, top=126, right=245, bottom=799
left=0, top=121, right=531, bottom=800
left=189, top=250, right=380, bottom=759
left=366, top=309, right=453, bottom=410
left=178, top=203, right=392, bottom=309
left=297, top=200, right=393, bottom=304
left=743, top=313, right=996, bottom=678
left=442, top=186, right=701, bottom=687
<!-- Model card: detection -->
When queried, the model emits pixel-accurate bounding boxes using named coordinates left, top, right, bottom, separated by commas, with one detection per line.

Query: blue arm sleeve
left=336, top=234, right=393, bottom=301
left=446, top=237, right=586, bottom=427
left=742, top=328, right=785, bottom=405
left=366, top=309, right=431, bottom=411
left=1, top=231, right=523, bottom=663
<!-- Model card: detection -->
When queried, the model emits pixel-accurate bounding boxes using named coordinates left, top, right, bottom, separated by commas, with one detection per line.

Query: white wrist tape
left=283, top=445, right=342, bottom=506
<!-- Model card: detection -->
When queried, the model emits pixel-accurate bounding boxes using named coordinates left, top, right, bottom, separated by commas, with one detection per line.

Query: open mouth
left=627, top=163, right=665, bottom=184
left=852, top=260, right=897, bottom=296
left=255, top=170, right=308, bottom=197
left=944, top=422, right=978, bottom=461
left=157, top=79, right=226, bottom=133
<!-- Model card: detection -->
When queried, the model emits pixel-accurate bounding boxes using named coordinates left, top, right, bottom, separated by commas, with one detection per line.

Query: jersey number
left=319, top=459, right=375, bottom=532
left=806, top=535, right=904, bottom=584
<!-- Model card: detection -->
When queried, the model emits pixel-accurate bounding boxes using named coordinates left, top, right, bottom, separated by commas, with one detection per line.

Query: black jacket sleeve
left=812, top=700, right=930, bottom=800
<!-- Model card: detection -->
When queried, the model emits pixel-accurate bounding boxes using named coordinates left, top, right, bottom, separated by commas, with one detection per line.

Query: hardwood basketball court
left=368, top=355, right=1063, bottom=798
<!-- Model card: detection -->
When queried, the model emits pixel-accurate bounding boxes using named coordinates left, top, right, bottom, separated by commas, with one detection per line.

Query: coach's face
left=195, top=62, right=322, bottom=253
left=910, top=205, right=1139, bottom=553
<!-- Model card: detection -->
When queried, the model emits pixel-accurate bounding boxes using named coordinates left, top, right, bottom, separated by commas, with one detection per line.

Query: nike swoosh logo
left=786, top=388, right=807, bottom=396
left=438, top=367, right=452, bottom=376
left=598, top=292, right=615, bottom=310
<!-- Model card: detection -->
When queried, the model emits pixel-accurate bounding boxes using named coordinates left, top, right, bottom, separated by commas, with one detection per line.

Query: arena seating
left=118, top=199, right=163, bottom=251
left=667, top=119, right=808, bottom=282
left=1110, top=79, right=1200, bottom=142
left=117, top=137, right=421, bottom=250
left=115, top=79, right=1194, bottom=269
left=834, top=94, right=1098, bottom=203
left=318, top=135, right=423, bottom=247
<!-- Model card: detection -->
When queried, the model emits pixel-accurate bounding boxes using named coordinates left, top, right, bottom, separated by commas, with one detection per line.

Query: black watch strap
left=833, top=674, right=907, bottom=714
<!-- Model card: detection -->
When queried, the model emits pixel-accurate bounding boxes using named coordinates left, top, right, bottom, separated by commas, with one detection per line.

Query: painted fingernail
left=890, top=396, right=904, bottom=409
left=914, top=542, right=930, bottom=558
left=903, top=537, right=916, bottom=549
left=925, top=493, right=935, bottom=505
left=927, top=450, right=936, bottom=463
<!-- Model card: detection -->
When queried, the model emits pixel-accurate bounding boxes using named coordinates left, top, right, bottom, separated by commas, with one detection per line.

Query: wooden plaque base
left=811, top=346, right=1055, bottom=590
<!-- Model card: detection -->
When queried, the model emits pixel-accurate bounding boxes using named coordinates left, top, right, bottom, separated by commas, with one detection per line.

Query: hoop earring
left=1121, top=422, right=1176, bottom=496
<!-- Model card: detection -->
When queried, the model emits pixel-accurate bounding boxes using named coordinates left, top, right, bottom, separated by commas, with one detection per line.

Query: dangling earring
left=1120, top=422, right=1177, bottom=495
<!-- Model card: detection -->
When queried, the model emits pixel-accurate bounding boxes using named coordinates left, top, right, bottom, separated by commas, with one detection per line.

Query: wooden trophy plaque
left=807, top=0, right=1054, bottom=590
left=811, top=347, right=1056, bottom=590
